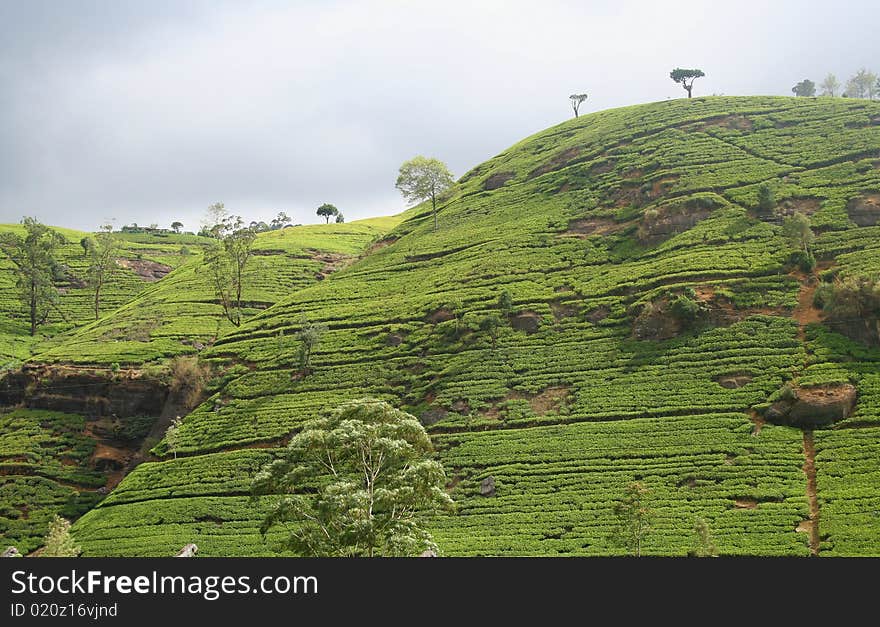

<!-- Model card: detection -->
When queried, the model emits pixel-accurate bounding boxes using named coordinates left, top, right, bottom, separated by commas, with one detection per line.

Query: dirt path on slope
left=801, top=430, right=821, bottom=556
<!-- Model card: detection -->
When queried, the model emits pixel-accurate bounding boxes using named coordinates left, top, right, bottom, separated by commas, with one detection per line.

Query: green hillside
left=7, top=95, right=880, bottom=556
left=0, top=218, right=400, bottom=552
left=34, top=219, right=399, bottom=365
left=0, top=226, right=211, bottom=367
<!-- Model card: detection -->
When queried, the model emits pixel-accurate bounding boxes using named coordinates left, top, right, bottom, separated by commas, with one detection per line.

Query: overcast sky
left=0, top=0, right=877, bottom=232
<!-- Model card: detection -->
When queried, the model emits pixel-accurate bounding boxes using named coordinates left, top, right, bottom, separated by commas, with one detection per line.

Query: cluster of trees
left=793, top=69, right=879, bottom=98
left=0, top=218, right=124, bottom=334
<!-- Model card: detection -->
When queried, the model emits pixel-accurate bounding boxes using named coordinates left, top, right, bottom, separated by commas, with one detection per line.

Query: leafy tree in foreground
left=611, top=481, right=653, bottom=556
left=820, top=73, right=839, bottom=97
left=690, top=517, right=719, bottom=557
left=316, top=203, right=339, bottom=224
left=670, top=68, right=705, bottom=98
left=171, top=221, right=183, bottom=233
left=205, top=214, right=257, bottom=326
left=252, top=398, right=454, bottom=556
left=83, top=225, right=120, bottom=320
left=569, top=93, right=588, bottom=117
left=395, top=156, right=455, bottom=231
left=0, top=217, right=66, bottom=336
left=792, top=79, right=816, bottom=97
left=40, top=515, right=80, bottom=557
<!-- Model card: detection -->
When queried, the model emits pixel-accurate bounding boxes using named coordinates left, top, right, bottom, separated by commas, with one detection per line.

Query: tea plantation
left=6, top=95, right=880, bottom=555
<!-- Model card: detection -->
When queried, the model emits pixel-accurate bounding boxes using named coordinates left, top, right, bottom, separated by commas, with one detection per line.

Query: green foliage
left=204, top=215, right=257, bottom=327
left=165, top=416, right=184, bottom=460
left=317, top=203, right=339, bottom=224
left=782, top=212, right=814, bottom=253
left=84, top=226, right=120, bottom=320
left=252, top=399, right=454, bottom=556
left=845, top=68, right=878, bottom=99
left=792, top=79, right=816, bottom=97
left=611, top=481, right=653, bottom=556
left=40, top=515, right=81, bottom=557
left=669, top=68, right=705, bottom=98
left=690, top=517, right=719, bottom=557
left=756, top=183, right=776, bottom=216
left=396, top=156, right=455, bottom=231
left=297, top=318, right=327, bottom=372
left=498, top=290, right=513, bottom=316
left=0, top=217, right=66, bottom=336
left=820, top=74, right=839, bottom=97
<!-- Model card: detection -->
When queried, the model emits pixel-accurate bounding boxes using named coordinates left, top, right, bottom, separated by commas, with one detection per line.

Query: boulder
left=763, top=384, right=857, bottom=427
left=175, top=543, right=198, bottom=557
left=480, top=476, right=496, bottom=497
left=1, top=546, right=21, bottom=558
left=847, top=194, right=880, bottom=227
left=510, top=312, right=541, bottom=334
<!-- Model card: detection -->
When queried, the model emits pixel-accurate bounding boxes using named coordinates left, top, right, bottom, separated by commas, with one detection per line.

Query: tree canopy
left=820, top=73, right=839, bottom=97
left=569, top=93, right=588, bottom=117
left=316, top=204, right=339, bottom=223
left=0, top=217, right=67, bottom=335
left=792, top=79, right=816, bottom=97
left=252, top=398, right=454, bottom=556
left=204, top=214, right=257, bottom=326
left=395, top=156, right=455, bottom=231
left=670, top=68, right=705, bottom=98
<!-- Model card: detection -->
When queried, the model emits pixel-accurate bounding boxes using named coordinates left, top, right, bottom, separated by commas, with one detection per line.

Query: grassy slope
left=67, top=96, right=880, bottom=556
left=0, top=218, right=401, bottom=551
left=33, top=219, right=399, bottom=365
left=0, top=226, right=213, bottom=367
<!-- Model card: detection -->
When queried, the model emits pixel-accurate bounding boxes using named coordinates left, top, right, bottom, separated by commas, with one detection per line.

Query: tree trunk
left=431, top=191, right=437, bottom=231
left=30, top=280, right=37, bottom=336
left=686, top=85, right=693, bottom=98
left=95, top=285, right=100, bottom=320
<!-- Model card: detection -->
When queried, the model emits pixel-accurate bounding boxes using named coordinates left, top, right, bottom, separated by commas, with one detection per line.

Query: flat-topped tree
left=396, top=156, right=455, bottom=231
left=569, top=93, right=588, bottom=118
left=171, top=221, right=183, bottom=233
left=670, top=68, right=705, bottom=98
left=316, top=203, right=339, bottom=224
left=792, top=79, right=816, bottom=97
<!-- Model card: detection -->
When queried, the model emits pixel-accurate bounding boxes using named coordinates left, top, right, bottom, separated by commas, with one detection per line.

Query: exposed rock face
left=847, top=194, right=880, bottom=226
left=115, top=258, right=172, bottom=282
left=420, top=408, right=448, bottom=426
left=0, top=366, right=168, bottom=418
left=510, top=312, right=541, bottom=334
left=175, top=543, right=198, bottom=557
left=480, top=476, right=496, bottom=497
left=714, top=373, right=754, bottom=389
left=483, top=171, right=514, bottom=190
left=1, top=546, right=21, bottom=557
left=764, top=384, right=858, bottom=427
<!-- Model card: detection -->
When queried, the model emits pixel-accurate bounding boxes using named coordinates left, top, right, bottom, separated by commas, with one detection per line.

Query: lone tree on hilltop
left=820, top=73, right=839, bottom=97
left=252, top=398, right=454, bottom=556
left=611, top=481, right=653, bottom=556
left=204, top=213, right=257, bottom=326
left=792, top=79, right=816, bottom=97
left=569, top=93, right=588, bottom=117
left=171, top=221, right=183, bottom=233
left=316, top=203, right=339, bottom=224
left=335, top=213, right=345, bottom=223
left=0, top=217, right=66, bottom=336
left=670, top=68, right=705, bottom=98
left=396, top=156, right=455, bottom=232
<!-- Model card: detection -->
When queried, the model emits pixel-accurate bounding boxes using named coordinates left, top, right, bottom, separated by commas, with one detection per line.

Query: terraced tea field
left=5, top=95, right=880, bottom=555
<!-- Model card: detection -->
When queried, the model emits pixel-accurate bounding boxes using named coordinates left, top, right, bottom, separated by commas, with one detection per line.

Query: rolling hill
left=3, top=95, right=880, bottom=556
